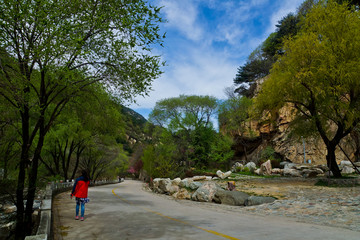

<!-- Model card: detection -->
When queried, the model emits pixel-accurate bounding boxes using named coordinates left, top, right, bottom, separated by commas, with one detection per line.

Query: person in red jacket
left=71, top=170, right=90, bottom=221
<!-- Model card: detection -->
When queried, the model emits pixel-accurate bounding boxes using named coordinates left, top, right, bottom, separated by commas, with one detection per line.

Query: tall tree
left=149, top=95, right=218, bottom=132
left=0, top=1, right=164, bottom=238
left=149, top=95, right=218, bottom=168
left=254, top=0, right=360, bottom=177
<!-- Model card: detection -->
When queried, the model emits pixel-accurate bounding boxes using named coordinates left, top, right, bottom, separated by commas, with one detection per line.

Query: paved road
left=52, top=180, right=359, bottom=240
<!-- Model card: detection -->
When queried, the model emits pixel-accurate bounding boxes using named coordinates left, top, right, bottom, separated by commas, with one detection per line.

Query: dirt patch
left=217, top=178, right=317, bottom=199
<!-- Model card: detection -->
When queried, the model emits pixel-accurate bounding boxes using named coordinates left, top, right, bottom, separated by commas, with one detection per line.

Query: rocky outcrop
left=230, top=78, right=359, bottom=165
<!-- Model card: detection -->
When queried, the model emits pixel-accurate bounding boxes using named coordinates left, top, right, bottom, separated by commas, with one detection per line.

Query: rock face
left=230, top=78, right=359, bottom=165
left=213, top=189, right=249, bottom=206
left=191, top=182, right=222, bottom=202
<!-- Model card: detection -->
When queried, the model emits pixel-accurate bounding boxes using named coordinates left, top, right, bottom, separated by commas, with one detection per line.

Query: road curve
left=52, top=180, right=359, bottom=240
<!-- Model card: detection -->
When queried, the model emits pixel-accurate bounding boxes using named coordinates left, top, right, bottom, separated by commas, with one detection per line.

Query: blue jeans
left=76, top=201, right=85, bottom=217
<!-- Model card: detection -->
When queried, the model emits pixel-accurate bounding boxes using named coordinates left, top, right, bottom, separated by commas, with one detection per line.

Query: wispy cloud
left=266, top=0, right=304, bottom=35
left=130, top=0, right=304, bottom=118
left=159, top=0, right=203, bottom=41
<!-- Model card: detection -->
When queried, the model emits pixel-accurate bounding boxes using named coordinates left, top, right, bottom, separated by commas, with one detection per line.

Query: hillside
left=119, top=106, right=149, bottom=154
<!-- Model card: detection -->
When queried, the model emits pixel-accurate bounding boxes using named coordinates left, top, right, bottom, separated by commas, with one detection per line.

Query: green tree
left=149, top=95, right=218, bottom=131
left=254, top=0, right=360, bottom=177
left=218, top=96, right=253, bottom=161
left=209, top=134, right=234, bottom=169
left=218, top=96, right=253, bottom=137
left=41, top=84, right=127, bottom=181
left=141, top=143, right=177, bottom=179
left=0, top=0, right=164, bottom=237
left=149, top=95, right=218, bottom=168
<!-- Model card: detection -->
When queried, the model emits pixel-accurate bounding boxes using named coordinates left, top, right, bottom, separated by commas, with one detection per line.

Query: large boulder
left=301, top=169, right=319, bottom=178
left=271, top=168, right=283, bottom=175
left=173, top=188, right=191, bottom=200
left=231, top=162, right=244, bottom=172
left=216, top=170, right=232, bottom=179
left=158, top=178, right=172, bottom=193
left=245, top=162, right=257, bottom=172
left=283, top=163, right=297, bottom=169
left=260, top=160, right=272, bottom=175
left=191, top=182, right=223, bottom=202
left=172, top=178, right=182, bottom=186
left=339, top=160, right=352, bottom=169
left=189, top=181, right=203, bottom=190
left=179, top=178, right=193, bottom=188
left=245, top=196, right=276, bottom=206
left=279, top=161, right=292, bottom=169
left=152, top=178, right=162, bottom=193
left=168, top=185, right=180, bottom=194
left=254, top=169, right=261, bottom=175
left=213, top=189, right=249, bottom=206
left=283, top=168, right=302, bottom=177
left=341, top=166, right=355, bottom=174
left=192, top=176, right=207, bottom=181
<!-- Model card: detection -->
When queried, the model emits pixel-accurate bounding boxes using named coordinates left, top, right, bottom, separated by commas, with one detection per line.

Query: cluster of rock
left=151, top=177, right=276, bottom=207
left=231, top=160, right=360, bottom=178
left=0, top=203, right=16, bottom=238
left=0, top=200, right=42, bottom=239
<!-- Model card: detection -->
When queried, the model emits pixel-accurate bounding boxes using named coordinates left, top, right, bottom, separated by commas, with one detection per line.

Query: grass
left=230, top=172, right=281, bottom=179
left=315, top=178, right=360, bottom=188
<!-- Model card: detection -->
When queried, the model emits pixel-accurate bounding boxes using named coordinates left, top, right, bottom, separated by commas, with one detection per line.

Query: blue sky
left=129, top=0, right=304, bottom=119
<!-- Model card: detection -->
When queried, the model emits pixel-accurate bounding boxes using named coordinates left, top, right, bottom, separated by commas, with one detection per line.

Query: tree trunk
left=15, top=110, right=30, bottom=240
left=24, top=113, right=46, bottom=236
left=326, top=144, right=342, bottom=178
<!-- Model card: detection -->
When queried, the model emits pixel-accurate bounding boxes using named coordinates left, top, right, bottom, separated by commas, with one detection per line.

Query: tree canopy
left=0, top=0, right=165, bottom=238
left=254, top=0, right=360, bottom=177
left=149, top=95, right=218, bottom=132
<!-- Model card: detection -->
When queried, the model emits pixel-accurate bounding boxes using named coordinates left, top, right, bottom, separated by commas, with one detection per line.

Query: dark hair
left=81, top=170, right=89, bottom=182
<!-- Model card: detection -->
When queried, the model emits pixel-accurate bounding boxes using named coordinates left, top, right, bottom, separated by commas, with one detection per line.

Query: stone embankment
left=149, top=160, right=360, bottom=233
left=150, top=176, right=277, bottom=207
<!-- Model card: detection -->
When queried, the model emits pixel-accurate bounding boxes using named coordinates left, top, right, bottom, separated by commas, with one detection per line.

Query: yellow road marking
left=112, top=187, right=240, bottom=240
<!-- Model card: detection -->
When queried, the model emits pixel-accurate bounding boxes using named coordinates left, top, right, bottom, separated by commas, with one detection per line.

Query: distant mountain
left=119, top=106, right=149, bottom=154
left=120, top=106, right=147, bottom=127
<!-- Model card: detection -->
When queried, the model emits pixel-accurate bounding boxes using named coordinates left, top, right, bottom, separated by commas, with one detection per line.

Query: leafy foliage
left=0, top=0, right=165, bottom=237
left=141, top=144, right=178, bottom=179
left=149, top=95, right=218, bottom=131
left=218, top=96, right=253, bottom=137
left=254, top=0, right=360, bottom=177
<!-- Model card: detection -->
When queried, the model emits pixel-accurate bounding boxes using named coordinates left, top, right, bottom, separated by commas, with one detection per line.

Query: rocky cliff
left=233, top=78, right=359, bottom=165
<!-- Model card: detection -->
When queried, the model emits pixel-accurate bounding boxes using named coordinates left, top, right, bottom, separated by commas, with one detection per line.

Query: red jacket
left=71, top=176, right=90, bottom=198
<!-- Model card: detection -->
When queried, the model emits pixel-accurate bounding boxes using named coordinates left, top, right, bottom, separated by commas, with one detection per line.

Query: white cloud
left=130, top=45, right=237, bottom=109
left=159, top=0, right=203, bottom=41
left=266, top=0, right=304, bottom=35
left=130, top=0, right=305, bottom=117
